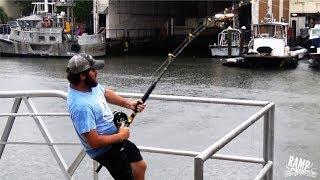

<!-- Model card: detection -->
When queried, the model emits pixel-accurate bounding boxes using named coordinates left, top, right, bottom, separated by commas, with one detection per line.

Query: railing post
left=67, top=149, right=86, bottom=176
left=0, top=97, right=22, bottom=158
left=23, top=97, right=72, bottom=179
left=194, top=156, right=204, bottom=180
left=263, top=103, right=275, bottom=180
left=93, top=160, right=99, bottom=180
left=268, top=105, right=275, bottom=180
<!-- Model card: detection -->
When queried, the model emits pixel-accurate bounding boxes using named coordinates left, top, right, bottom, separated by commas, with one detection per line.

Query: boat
left=220, top=57, right=245, bottom=67
left=243, top=12, right=298, bottom=68
left=209, top=26, right=247, bottom=57
left=0, top=0, right=106, bottom=57
left=308, top=25, right=320, bottom=68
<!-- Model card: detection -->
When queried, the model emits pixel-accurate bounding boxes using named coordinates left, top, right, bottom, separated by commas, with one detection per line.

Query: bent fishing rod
left=113, top=22, right=209, bottom=127
left=114, top=1, right=248, bottom=128
left=97, top=1, right=249, bottom=174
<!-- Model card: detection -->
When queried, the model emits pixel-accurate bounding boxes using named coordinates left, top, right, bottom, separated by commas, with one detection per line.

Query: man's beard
left=84, top=74, right=98, bottom=88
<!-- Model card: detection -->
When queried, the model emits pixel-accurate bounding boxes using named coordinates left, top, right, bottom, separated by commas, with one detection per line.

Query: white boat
left=0, top=0, right=106, bottom=57
left=209, top=26, right=247, bottom=57
left=243, top=13, right=298, bottom=68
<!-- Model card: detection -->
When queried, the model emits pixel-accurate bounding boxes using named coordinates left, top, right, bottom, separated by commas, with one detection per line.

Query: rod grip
left=141, top=83, right=156, bottom=103
left=127, top=83, right=156, bottom=127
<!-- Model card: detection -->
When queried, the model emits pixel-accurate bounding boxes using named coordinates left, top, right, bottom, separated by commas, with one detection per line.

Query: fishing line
left=96, top=1, right=252, bottom=173
left=114, top=1, right=251, bottom=128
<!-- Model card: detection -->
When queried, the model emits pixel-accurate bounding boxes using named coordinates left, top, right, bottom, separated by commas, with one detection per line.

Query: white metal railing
left=0, top=90, right=274, bottom=180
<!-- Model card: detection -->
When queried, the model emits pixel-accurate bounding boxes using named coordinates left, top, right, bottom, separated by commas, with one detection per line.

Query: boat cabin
left=253, top=21, right=288, bottom=40
left=250, top=16, right=289, bottom=56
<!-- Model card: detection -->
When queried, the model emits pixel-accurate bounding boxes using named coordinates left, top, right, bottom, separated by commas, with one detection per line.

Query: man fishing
left=66, top=53, right=147, bottom=180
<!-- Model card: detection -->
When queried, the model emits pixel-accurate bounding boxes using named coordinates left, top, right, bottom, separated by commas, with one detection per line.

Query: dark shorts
left=94, top=140, right=143, bottom=180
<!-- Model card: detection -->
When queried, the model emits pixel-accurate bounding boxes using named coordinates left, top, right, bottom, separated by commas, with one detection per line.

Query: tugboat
left=243, top=12, right=298, bottom=68
left=0, top=0, right=106, bottom=57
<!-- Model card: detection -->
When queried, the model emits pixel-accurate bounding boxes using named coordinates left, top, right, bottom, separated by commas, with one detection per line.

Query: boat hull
left=243, top=54, right=298, bottom=68
left=0, top=35, right=106, bottom=57
left=209, top=45, right=246, bottom=57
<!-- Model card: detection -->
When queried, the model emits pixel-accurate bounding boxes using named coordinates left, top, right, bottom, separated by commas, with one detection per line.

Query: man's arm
left=105, top=89, right=146, bottom=112
left=83, top=124, right=129, bottom=149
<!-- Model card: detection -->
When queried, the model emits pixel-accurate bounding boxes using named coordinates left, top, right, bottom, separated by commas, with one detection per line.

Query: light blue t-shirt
left=67, top=84, right=118, bottom=158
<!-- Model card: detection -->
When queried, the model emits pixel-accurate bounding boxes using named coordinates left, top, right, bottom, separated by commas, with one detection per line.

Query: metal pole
left=227, top=28, right=232, bottom=57
left=23, top=97, right=72, bottom=179
left=67, top=149, right=86, bottom=176
left=268, top=105, right=275, bottom=180
left=263, top=107, right=270, bottom=180
left=254, top=161, right=273, bottom=180
left=93, top=160, right=99, bottom=180
left=0, top=98, right=22, bottom=158
left=198, top=103, right=274, bottom=161
left=194, top=157, right=204, bottom=180
left=93, top=0, right=99, bottom=34
left=263, top=102, right=275, bottom=180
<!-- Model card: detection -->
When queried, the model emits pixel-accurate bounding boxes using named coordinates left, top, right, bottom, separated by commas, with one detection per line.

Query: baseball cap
left=67, top=53, right=105, bottom=74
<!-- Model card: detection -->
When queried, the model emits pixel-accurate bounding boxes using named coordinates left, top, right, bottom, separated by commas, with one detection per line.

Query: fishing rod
left=99, top=19, right=213, bottom=173
left=96, top=1, right=249, bottom=173
left=113, top=1, right=249, bottom=128
left=113, top=23, right=209, bottom=128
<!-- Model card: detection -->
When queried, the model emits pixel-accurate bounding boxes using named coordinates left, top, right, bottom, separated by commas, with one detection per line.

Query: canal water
left=0, top=55, right=319, bottom=180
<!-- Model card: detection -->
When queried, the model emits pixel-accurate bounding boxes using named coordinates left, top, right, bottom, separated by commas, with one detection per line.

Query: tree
left=15, top=1, right=33, bottom=16
left=0, top=7, right=9, bottom=23
left=15, top=0, right=93, bottom=21
left=73, top=0, right=93, bottom=22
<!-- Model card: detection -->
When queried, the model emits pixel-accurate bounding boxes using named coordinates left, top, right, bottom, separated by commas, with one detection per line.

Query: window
left=39, top=36, right=45, bottom=41
left=49, top=36, right=56, bottom=41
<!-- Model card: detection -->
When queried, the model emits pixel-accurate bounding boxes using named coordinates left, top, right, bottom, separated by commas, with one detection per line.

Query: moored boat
left=209, top=26, right=247, bottom=57
left=0, top=0, right=106, bottom=57
left=243, top=12, right=298, bottom=68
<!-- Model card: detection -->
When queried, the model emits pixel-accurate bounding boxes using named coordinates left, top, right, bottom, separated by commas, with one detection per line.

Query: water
left=0, top=55, right=319, bottom=180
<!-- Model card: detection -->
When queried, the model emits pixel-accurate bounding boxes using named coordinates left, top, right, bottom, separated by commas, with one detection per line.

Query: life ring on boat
left=70, top=43, right=81, bottom=52
left=42, top=17, right=52, bottom=28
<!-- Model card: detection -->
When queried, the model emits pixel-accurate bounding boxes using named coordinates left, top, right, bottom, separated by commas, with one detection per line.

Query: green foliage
left=0, top=6, right=9, bottom=23
left=15, top=1, right=33, bottom=16
left=74, top=0, right=93, bottom=22
left=14, top=0, right=93, bottom=22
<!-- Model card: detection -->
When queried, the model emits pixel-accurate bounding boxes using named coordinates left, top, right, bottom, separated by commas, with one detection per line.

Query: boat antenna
left=123, top=1, right=250, bottom=127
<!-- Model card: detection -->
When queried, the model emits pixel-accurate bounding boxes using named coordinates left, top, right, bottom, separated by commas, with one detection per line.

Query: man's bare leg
left=131, top=160, right=147, bottom=180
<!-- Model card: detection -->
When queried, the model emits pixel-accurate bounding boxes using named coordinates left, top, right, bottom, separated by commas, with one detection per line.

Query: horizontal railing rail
left=0, top=90, right=274, bottom=180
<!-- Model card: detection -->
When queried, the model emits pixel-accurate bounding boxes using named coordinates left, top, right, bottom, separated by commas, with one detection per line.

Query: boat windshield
left=218, top=30, right=241, bottom=46
left=254, top=24, right=287, bottom=38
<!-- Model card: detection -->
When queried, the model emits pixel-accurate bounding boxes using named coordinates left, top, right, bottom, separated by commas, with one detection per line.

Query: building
left=95, top=0, right=238, bottom=39
left=251, top=0, right=289, bottom=24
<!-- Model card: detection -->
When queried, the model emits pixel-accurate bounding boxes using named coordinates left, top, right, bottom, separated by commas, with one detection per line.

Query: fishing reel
left=113, top=111, right=129, bottom=129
